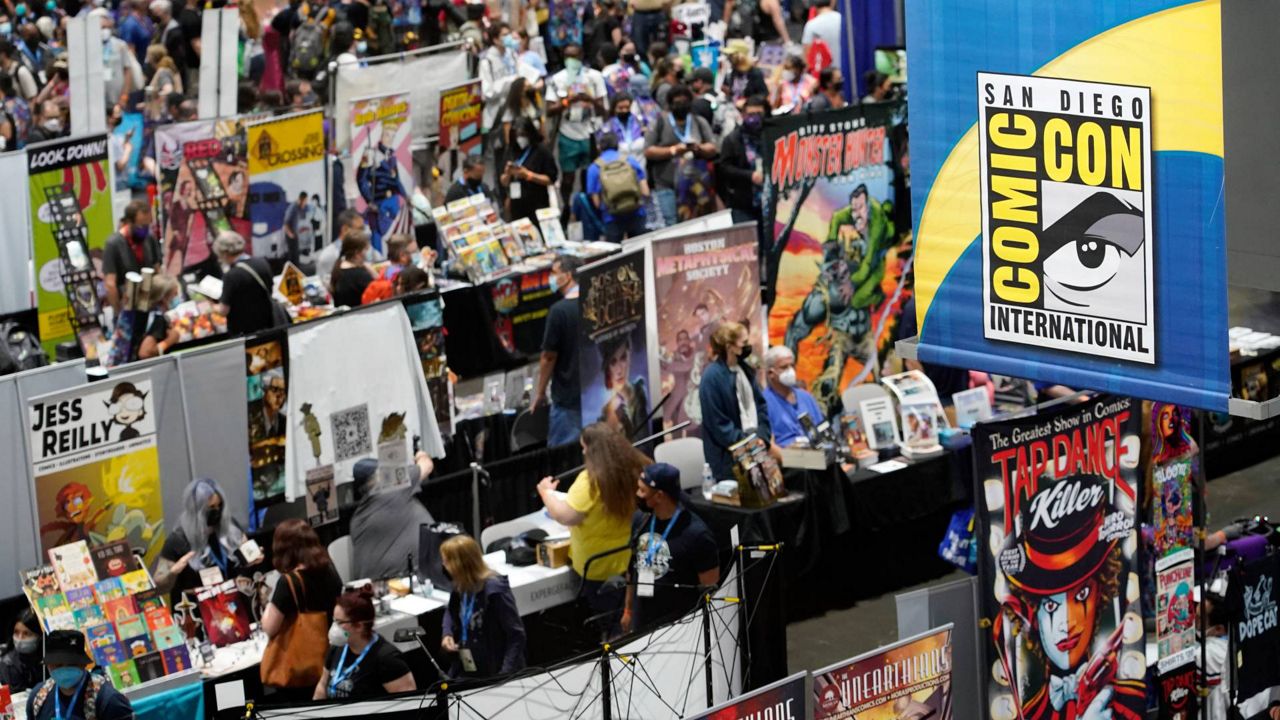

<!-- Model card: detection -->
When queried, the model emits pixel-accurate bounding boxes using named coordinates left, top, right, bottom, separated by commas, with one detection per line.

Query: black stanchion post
left=735, top=544, right=749, bottom=691
left=600, top=645, right=613, bottom=720
left=701, top=595, right=714, bottom=708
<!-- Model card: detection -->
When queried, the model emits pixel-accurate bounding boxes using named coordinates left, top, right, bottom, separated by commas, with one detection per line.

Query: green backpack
left=595, top=157, right=642, bottom=215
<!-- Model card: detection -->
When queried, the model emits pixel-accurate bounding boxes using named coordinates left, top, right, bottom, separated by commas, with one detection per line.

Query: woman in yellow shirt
left=537, top=422, right=649, bottom=634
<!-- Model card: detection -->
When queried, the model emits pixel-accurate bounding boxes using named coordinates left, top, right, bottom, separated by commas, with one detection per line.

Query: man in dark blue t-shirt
left=533, top=254, right=584, bottom=446
left=622, top=463, right=720, bottom=633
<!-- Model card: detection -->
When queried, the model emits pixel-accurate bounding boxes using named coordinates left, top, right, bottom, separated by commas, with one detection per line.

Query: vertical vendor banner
left=245, top=333, right=289, bottom=507
left=685, top=671, right=808, bottom=720
left=27, top=134, right=112, bottom=359
left=246, top=110, right=327, bottom=268
left=763, top=103, right=913, bottom=415
left=28, top=372, right=166, bottom=567
left=349, top=92, right=414, bottom=254
left=651, top=224, right=761, bottom=437
left=974, top=395, right=1146, bottom=719
left=813, top=625, right=954, bottom=720
left=437, top=80, right=482, bottom=156
left=577, top=249, right=649, bottom=438
left=1149, top=402, right=1198, bottom=558
left=907, top=0, right=1229, bottom=410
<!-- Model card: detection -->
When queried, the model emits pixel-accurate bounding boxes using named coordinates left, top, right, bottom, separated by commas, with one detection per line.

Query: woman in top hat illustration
left=992, top=475, right=1145, bottom=720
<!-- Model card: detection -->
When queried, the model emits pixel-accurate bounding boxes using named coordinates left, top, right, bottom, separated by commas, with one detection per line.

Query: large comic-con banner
left=246, top=333, right=288, bottom=507
left=28, top=372, right=166, bottom=566
left=907, top=0, right=1229, bottom=410
left=651, top=224, right=761, bottom=437
left=348, top=93, right=414, bottom=254
left=685, top=671, right=808, bottom=720
left=27, top=134, right=113, bottom=359
left=578, top=250, right=649, bottom=439
left=813, top=625, right=953, bottom=720
left=246, top=110, right=327, bottom=269
left=155, top=116, right=256, bottom=276
left=974, top=395, right=1146, bottom=719
left=763, top=103, right=912, bottom=415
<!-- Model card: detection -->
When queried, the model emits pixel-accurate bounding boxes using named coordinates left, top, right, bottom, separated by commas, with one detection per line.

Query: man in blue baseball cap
left=621, top=463, right=720, bottom=634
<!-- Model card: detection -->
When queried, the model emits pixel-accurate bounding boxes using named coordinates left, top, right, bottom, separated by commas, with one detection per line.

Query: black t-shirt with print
left=323, top=636, right=410, bottom=700
left=629, top=506, right=718, bottom=628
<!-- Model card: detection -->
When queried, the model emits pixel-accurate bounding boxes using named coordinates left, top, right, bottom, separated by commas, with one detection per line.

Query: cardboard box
left=536, top=539, right=571, bottom=569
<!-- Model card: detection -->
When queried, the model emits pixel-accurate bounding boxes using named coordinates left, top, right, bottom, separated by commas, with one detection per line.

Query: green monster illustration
left=378, top=412, right=407, bottom=443
left=783, top=183, right=895, bottom=412
left=300, top=402, right=322, bottom=463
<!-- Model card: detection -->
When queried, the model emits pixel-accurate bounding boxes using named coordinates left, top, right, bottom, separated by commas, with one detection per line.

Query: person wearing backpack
left=586, top=130, right=649, bottom=242
left=290, top=13, right=328, bottom=77
left=25, top=630, right=133, bottom=720
left=643, top=84, right=717, bottom=228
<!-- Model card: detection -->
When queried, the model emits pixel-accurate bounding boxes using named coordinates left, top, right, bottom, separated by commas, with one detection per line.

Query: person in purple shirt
left=762, top=346, right=825, bottom=448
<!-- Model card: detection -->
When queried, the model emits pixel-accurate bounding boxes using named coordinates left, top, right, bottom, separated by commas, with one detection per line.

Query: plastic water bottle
left=701, top=462, right=715, bottom=500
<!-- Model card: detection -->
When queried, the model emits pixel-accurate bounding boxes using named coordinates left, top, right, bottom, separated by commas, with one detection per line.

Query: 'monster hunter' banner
left=908, top=0, right=1228, bottom=411
left=974, top=395, right=1146, bottom=720
left=978, top=73, right=1153, bottom=364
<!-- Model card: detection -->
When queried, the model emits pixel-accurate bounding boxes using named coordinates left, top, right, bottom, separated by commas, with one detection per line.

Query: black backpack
left=0, top=321, right=48, bottom=376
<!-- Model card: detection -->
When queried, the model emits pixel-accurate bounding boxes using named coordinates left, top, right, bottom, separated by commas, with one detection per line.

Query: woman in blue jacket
left=440, top=535, right=527, bottom=679
left=697, top=321, right=775, bottom=480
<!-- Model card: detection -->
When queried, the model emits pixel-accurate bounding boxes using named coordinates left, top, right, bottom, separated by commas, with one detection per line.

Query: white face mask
left=516, top=136, right=530, bottom=149
left=778, top=368, right=797, bottom=387
left=781, top=70, right=796, bottom=83
left=328, top=622, right=349, bottom=647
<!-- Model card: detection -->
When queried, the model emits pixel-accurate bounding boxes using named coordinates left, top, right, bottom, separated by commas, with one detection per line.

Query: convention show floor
left=786, top=452, right=1280, bottom=671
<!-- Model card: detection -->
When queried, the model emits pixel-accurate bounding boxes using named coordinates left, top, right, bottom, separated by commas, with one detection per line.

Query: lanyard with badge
left=637, top=508, right=682, bottom=598
left=53, top=675, right=87, bottom=720
left=509, top=147, right=534, bottom=200
left=667, top=113, right=693, bottom=147
left=458, top=593, right=479, bottom=672
left=329, top=634, right=379, bottom=697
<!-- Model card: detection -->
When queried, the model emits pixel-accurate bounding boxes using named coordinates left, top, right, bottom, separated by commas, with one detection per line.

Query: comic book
left=120, top=633, right=153, bottom=658
left=47, top=541, right=98, bottom=590
left=161, top=645, right=193, bottom=674
left=94, top=577, right=127, bottom=603
left=120, top=569, right=154, bottom=594
left=134, top=652, right=166, bottom=683
left=153, top=625, right=185, bottom=651
left=113, top=613, right=147, bottom=641
left=108, top=660, right=139, bottom=688
left=91, top=541, right=140, bottom=579
left=196, top=582, right=252, bottom=647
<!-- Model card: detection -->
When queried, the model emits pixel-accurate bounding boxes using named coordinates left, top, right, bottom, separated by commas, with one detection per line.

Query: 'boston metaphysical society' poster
left=974, top=395, right=1146, bottom=719
left=28, top=372, right=166, bottom=567
left=578, top=249, right=649, bottom=439
left=813, top=625, right=953, bottom=720
left=651, top=224, right=761, bottom=437
left=349, top=92, right=414, bottom=254
left=763, top=103, right=913, bottom=414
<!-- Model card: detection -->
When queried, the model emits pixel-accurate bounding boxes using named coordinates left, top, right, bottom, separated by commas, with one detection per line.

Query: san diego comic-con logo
left=977, top=72, right=1155, bottom=364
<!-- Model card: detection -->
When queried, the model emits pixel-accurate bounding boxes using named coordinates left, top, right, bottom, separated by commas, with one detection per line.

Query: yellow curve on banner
left=915, top=0, right=1222, bottom=331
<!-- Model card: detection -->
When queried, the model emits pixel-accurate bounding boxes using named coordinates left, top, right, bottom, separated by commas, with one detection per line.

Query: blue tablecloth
left=130, top=680, right=204, bottom=720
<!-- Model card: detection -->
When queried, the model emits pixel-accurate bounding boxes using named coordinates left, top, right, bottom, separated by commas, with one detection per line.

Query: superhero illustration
left=977, top=397, right=1146, bottom=720
left=350, top=93, right=414, bottom=255
left=41, top=482, right=108, bottom=547
left=355, top=140, right=410, bottom=253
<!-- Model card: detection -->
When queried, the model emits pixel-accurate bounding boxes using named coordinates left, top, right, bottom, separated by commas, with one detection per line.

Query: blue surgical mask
left=564, top=58, right=582, bottom=75
left=0, top=22, right=11, bottom=36
left=356, top=41, right=367, bottom=54
left=169, top=294, right=183, bottom=310
left=549, top=273, right=560, bottom=294
left=51, top=666, right=84, bottom=690
left=502, top=35, right=518, bottom=51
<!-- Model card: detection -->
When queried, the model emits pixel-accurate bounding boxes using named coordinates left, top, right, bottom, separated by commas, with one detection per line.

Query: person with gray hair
left=349, top=451, right=436, bottom=581
left=761, top=345, right=826, bottom=448
left=215, top=231, right=278, bottom=336
left=154, top=477, right=251, bottom=607
left=250, top=367, right=287, bottom=440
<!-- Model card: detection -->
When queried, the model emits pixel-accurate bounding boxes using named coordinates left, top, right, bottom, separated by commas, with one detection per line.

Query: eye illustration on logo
left=1039, top=191, right=1146, bottom=324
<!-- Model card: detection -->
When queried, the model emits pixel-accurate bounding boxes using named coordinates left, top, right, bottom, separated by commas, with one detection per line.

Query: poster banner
left=812, top=625, right=953, bottom=719
left=246, top=110, right=327, bottom=268
left=763, top=103, right=913, bottom=415
left=284, top=304, right=443, bottom=500
left=332, top=46, right=469, bottom=150
left=348, top=92, right=415, bottom=254
left=112, top=112, right=147, bottom=190
left=974, top=395, right=1146, bottom=719
left=1154, top=549, right=1195, bottom=658
left=404, top=293, right=454, bottom=437
left=651, top=224, right=761, bottom=437
left=1154, top=658, right=1197, bottom=720
left=27, top=134, right=113, bottom=358
left=489, top=265, right=557, bottom=357
left=906, top=0, right=1229, bottom=410
left=577, top=249, right=649, bottom=438
left=155, top=116, right=256, bottom=275
left=1149, top=402, right=1198, bottom=557
left=685, top=671, right=807, bottom=720
left=28, top=372, right=166, bottom=567
left=437, top=80, right=482, bottom=155
left=245, top=333, right=288, bottom=506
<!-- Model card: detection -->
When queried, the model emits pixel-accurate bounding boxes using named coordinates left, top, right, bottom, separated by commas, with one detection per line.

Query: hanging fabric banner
left=577, top=249, right=649, bottom=437
left=246, top=110, right=327, bottom=269
left=348, top=92, right=415, bottom=255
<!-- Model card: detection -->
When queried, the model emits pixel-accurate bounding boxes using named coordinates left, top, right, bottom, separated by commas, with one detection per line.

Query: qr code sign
left=330, top=404, right=372, bottom=463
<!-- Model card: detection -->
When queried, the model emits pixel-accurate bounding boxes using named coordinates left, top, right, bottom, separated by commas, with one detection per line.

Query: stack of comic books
left=20, top=540, right=193, bottom=688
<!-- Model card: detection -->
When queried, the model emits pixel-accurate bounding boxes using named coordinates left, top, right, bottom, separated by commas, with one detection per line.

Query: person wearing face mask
left=600, top=92, right=645, bottom=160
left=23, top=97, right=62, bottom=143
left=643, top=83, right=718, bottom=228
left=862, top=70, right=896, bottom=104
left=154, top=477, right=252, bottom=607
left=722, top=42, right=767, bottom=109
left=545, top=42, right=606, bottom=211
left=0, top=610, right=44, bottom=692
left=214, top=230, right=280, bottom=336
left=313, top=587, right=415, bottom=700
left=92, top=9, right=143, bottom=112
left=444, top=155, right=495, bottom=205
left=316, top=209, right=384, bottom=293
left=360, top=232, right=437, bottom=304
left=439, top=535, right=526, bottom=678
left=26, top=630, right=132, bottom=720
left=102, top=200, right=162, bottom=312
left=771, top=55, right=816, bottom=114
left=479, top=23, right=520, bottom=161
left=621, top=464, right=718, bottom=634
left=532, top=254, right=583, bottom=446
left=136, top=274, right=184, bottom=359
left=716, top=94, right=767, bottom=227
left=698, top=321, right=778, bottom=481
left=0, top=38, right=37, bottom=101
left=761, top=346, right=825, bottom=448
left=805, top=66, right=846, bottom=112
left=501, top=116, right=557, bottom=225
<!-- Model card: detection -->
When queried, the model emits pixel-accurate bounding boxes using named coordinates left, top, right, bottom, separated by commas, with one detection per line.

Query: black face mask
left=615, top=111, right=631, bottom=124
left=621, top=52, right=636, bottom=64
left=670, top=101, right=690, bottom=120
left=740, top=343, right=753, bottom=359
left=206, top=506, right=222, bottom=528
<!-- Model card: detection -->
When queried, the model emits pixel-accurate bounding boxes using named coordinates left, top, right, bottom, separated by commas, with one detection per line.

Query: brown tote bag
left=260, top=572, right=329, bottom=688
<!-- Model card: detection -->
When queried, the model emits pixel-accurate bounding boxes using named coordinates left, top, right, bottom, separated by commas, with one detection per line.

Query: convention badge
left=637, top=569, right=655, bottom=598
left=238, top=540, right=263, bottom=565
left=459, top=647, right=478, bottom=673
left=199, top=566, right=225, bottom=588
left=508, top=181, right=522, bottom=200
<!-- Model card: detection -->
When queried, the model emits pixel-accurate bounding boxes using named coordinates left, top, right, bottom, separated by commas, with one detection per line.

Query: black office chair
left=576, top=544, right=633, bottom=638
left=510, top=404, right=549, bottom=453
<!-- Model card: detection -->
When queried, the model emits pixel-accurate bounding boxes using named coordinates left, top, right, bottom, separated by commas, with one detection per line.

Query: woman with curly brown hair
left=537, top=422, right=649, bottom=630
